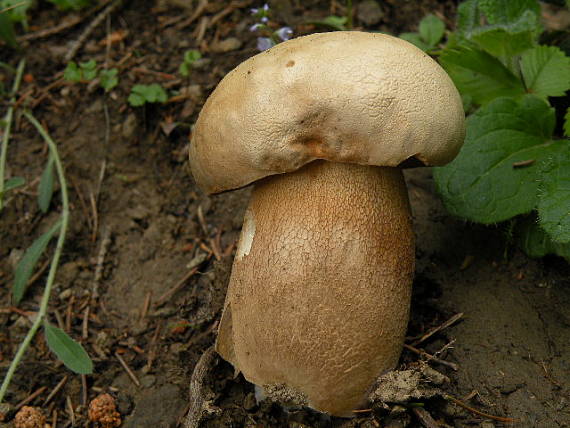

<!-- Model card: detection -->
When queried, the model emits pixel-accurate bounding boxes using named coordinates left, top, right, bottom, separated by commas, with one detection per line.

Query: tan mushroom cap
left=190, top=31, right=465, bottom=194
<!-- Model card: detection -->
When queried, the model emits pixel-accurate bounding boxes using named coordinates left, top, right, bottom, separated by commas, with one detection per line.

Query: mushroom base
left=216, top=160, right=415, bottom=417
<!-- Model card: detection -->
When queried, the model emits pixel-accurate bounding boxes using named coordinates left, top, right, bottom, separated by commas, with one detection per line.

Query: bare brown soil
left=1, top=1, right=569, bottom=427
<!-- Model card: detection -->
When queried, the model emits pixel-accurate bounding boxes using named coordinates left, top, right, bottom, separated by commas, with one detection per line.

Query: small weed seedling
left=64, top=60, right=119, bottom=92
left=179, top=49, right=202, bottom=77
left=128, top=83, right=168, bottom=107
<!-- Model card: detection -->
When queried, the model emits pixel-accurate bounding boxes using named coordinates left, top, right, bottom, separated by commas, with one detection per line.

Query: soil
left=1, top=1, right=569, bottom=427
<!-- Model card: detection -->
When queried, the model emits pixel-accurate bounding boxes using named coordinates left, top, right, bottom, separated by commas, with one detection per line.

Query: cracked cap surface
left=190, top=31, right=465, bottom=194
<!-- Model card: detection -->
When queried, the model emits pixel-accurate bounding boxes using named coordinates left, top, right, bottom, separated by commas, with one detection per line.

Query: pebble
left=210, top=37, right=242, bottom=53
left=122, top=113, right=137, bottom=139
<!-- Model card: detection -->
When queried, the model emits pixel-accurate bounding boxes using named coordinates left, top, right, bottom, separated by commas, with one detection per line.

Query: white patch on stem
left=236, top=209, right=255, bottom=260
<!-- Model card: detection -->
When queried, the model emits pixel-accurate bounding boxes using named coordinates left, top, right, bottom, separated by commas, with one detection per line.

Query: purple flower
left=251, top=3, right=269, bottom=15
left=250, top=23, right=262, bottom=32
left=275, top=26, right=293, bottom=41
left=257, top=37, right=274, bottom=51
left=260, top=16, right=269, bottom=23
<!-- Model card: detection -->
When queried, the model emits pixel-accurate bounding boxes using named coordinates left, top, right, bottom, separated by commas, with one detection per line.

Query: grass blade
left=43, top=322, right=93, bottom=374
left=13, top=219, right=61, bottom=304
left=38, top=156, right=55, bottom=213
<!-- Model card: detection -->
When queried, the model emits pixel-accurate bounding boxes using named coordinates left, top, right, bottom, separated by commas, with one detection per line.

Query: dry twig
left=444, top=394, right=518, bottom=423
left=410, top=312, right=463, bottom=346
left=115, top=352, right=141, bottom=387
left=403, top=344, right=458, bottom=371
left=65, top=0, right=123, bottom=62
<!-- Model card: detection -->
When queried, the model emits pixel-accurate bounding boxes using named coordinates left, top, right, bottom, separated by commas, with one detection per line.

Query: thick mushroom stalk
left=216, top=160, right=414, bottom=416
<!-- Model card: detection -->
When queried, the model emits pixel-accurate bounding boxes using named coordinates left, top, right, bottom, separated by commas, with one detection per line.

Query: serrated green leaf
left=419, top=14, right=445, bottom=47
left=470, top=11, right=538, bottom=58
left=13, top=220, right=62, bottom=304
left=564, top=108, right=570, bottom=138
left=537, top=149, right=570, bottom=243
left=520, top=45, right=570, bottom=97
left=434, top=95, right=562, bottom=223
left=440, top=46, right=525, bottom=105
left=517, top=216, right=570, bottom=261
left=478, top=0, right=541, bottom=28
left=43, top=322, right=93, bottom=374
left=3, top=176, right=25, bottom=193
left=399, top=33, right=430, bottom=51
left=63, top=62, right=82, bottom=82
left=38, top=156, right=55, bottom=213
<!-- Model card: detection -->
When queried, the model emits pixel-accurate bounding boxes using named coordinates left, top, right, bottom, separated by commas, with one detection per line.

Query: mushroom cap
left=190, top=31, right=465, bottom=194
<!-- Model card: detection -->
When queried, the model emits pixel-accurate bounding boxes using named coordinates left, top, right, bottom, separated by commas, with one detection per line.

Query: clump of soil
left=1, top=1, right=569, bottom=427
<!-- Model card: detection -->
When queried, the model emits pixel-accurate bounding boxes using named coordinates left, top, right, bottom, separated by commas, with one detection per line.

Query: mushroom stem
left=216, top=160, right=415, bottom=417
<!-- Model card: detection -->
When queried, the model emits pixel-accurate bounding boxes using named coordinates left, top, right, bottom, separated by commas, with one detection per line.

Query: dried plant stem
left=0, top=112, right=70, bottom=404
left=0, top=58, right=26, bottom=211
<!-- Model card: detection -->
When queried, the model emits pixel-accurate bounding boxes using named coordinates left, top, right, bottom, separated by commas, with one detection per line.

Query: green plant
left=48, top=0, right=90, bottom=10
left=307, top=0, right=352, bottom=31
left=128, top=83, right=168, bottom=107
left=0, top=67, right=93, bottom=405
left=179, top=49, right=202, bottom=77
left=425, top=0, right=570, bottom=260
left=399, top=14, right=445, bottom=53
left=64, top=60, right=119, bottom=92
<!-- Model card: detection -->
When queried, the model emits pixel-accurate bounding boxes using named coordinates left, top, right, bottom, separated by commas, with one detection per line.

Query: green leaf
left=38, top=156, right=55, bottom=213
left=434, top=95, right=562, bottom=224
left=399, top=33, right=430, bottom=51
left=127, top=92, right=146, bottom=107
left=309, top=15, right=347, bottom=31
left=79, top=59, right=97, bottom=81
left=63, top=62, right=82, bottom=82
left=537, top=149, right=570, bottom=243
left=183, top=49, right=201, bottom=64
left=470, top=11, right=538, bottom=58
left=43, top=322, right=93, bottom=374
left=3, top=176, right=25, bottom=193
left=1, top=0, right=32, bottom=23
left=564, top=108, right=570, bottom=138
left=0, top=12, right=18, bottom=48
left=47, top=0, right=90, bottom=10
left=419, top=14, right=445, bottom=47
left=456, top=0, right=480, bottom=37
left=517, top=216, right=570, bottom=261
left=520, top=45, right=570, bottom=98
left=478, top=0, right=541, bottom=28
left=179, top=50, right=202, bottom=76
left=128, top=84, right=168, bottom=106
left=99, top=68, right=118, bottom=92
left=13, top=220, right=62, bottom=304
left=440, top=46, right=525, bottom=105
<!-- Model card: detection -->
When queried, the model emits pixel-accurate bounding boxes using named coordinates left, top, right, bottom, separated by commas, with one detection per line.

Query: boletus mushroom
left=189, top=32, right=465, bottom=417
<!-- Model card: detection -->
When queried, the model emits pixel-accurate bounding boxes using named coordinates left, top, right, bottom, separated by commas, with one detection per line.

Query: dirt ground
left=1, top=0, right=569, bottom=427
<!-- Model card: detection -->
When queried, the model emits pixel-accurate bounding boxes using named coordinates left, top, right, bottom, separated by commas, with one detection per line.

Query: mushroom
left=189, top=32, right=465, bottom=417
